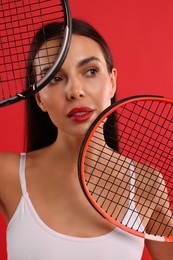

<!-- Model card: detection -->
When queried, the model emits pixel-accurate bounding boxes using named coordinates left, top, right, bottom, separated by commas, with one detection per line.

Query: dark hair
left=25, top=18, right=118, bottom=152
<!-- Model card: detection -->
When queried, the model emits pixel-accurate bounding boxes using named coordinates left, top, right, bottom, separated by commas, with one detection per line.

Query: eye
left=49, top=75, right=63, bottom=85
left=86, top=68, right=98, bottom=77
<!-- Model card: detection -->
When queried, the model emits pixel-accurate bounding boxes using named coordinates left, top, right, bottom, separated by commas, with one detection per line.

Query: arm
left=145, top=240, right=173, bottom=260
left=145, top=171, right=173, bottom=260
left=0, top=152, right=9, bottom=218
left=0, top=152, right=20, bottom=220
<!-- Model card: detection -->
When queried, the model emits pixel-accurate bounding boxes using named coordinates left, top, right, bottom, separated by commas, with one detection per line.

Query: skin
left=0, top=35, right=172, bottom=259
left=34, top=35, right=116, bottom=137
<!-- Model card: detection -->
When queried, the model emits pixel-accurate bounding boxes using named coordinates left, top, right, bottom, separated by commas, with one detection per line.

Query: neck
left=52, top=132, right=85, bottom=159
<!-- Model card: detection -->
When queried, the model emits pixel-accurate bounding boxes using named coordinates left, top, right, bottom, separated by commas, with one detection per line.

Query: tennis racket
left=78, top=95, right=173, bottom=242
left=0, top=0, right=71, bottom=107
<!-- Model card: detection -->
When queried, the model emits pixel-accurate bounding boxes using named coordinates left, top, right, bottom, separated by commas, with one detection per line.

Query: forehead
left=67, top=35, right=106, bottom=63
left=34, top=35, right=104, bottom=65
left=34, top=35, right=106, bottom=71
left=70, top=34, right=102, bottom=53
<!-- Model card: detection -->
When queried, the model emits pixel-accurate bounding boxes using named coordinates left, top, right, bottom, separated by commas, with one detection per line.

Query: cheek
left=37, top=85, right=67, bottom=127
left=98, top=82, right=113, bottom=107
left=39, top=87, right=62, bottom=110
left=38, top=93, right=61, bottom=123
left=45, top=105, right=61, bottom=128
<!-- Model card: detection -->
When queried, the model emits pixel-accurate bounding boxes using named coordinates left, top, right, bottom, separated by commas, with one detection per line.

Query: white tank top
left=6, top=153, right=145, bottom=260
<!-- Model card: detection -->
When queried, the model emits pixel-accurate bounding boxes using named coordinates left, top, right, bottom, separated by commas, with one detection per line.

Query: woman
left=0, top=18, right=172, bottom=259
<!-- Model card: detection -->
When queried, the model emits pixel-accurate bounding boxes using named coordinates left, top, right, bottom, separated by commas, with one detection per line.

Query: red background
left=0, top=0, right=173, bottom=258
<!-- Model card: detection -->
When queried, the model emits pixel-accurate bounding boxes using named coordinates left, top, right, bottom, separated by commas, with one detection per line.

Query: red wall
left=1, top=0, right=173, bottom=259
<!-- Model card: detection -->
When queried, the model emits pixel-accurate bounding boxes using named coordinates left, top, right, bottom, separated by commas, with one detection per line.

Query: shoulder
left=0, top=152, right=21, bottom=212
left=0, top=150, right=20, bottom=162
left=0, top=152, right=20, bottom=175
left=132, top=160, right=161, bottom=187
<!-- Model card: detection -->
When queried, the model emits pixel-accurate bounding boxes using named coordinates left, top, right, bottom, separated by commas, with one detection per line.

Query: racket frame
left=78, top=95, right=173, bottom=242
left=0, top=0, right=72, bottom=107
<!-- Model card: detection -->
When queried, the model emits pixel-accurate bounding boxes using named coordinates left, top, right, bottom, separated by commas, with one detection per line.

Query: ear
left=110, top=68, right=117, bottom=98
left=35, top=93, right=47, bottom=112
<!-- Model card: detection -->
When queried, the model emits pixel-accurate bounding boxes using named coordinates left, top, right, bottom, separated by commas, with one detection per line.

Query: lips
left=67, top=107, right=94, bottom=122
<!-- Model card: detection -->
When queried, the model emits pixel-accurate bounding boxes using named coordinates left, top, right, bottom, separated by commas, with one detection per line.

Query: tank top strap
left=128, top=159, right=135, bottom=200
left=19, top=153, right=27, bottom=195
left=122, top=159, right=145, bottom=232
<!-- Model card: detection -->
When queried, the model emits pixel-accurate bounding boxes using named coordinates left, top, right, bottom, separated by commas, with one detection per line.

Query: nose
left=66, top=80, right=85, bottom=100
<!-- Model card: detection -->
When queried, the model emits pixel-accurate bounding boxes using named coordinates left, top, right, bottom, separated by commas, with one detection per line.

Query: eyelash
left=85, top=68, right=98, bottom=77
left=49, top=75, right=63, bottom=84
left=47, top=67, right=99, bottom=85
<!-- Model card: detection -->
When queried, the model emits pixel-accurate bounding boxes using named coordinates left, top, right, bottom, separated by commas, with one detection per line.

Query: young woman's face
left=35, top=35, right=116, bottom=137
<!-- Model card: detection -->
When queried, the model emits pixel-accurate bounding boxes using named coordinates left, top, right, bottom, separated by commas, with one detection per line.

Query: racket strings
left=35, top=1, right=59, bottom=81
left=87, top=134, right=169, bottom=224
left=32, top=36, right=64, bottom=84
left=85, top=140, right=139, bottom=225
left=117, top=101, right=172, bottom=174
left=116, top=101, right=173, bottom=234
left=82, top=99, right=173, bottom=239
left=1, top=1, right=32, bottom=97
left=0, top=0, right=68, bottom=101
left=86, top=138, right=168, bottom=201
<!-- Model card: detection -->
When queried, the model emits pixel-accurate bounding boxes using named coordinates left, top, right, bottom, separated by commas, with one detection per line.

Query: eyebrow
left=40, top=66, right=49, bottom=74
left=77, top=56, right=101, bottom=68
left=39, top=56, right=101, bottom=76
left=39, top=65, right=52, bottom=77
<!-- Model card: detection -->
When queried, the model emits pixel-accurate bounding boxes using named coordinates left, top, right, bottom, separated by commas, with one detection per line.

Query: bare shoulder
left=0, top=152, right=21, bottom=215
left=0, top=151, right=20, bottom=174
left=0, top=151, right=21, bottom=190
left=132, top=160, right=162, bottom=189
left=133, top=161, right=168, bottom=213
